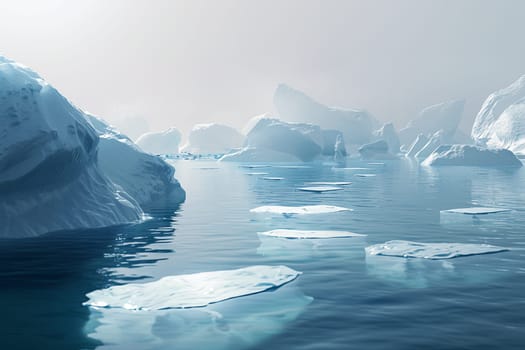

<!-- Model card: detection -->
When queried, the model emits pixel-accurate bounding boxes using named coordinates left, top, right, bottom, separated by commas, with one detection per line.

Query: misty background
left=1, top=0, right=524, bottom=139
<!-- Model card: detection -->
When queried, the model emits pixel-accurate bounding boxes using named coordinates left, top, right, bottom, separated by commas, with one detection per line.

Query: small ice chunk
left=297, top=186, right=344, bottom=193
left=259, top=229, right=366, bottom=239
left=441, top=207, right=511, bottom=215
left=245, top=172, right=269, bottom=176
left=306, top=181, right=352, bottom=186
left=84, top=265, right=300, bottom=310
left=366, top=240, right=509, bottom=260
left=250, top=205, right=352, bottom=215
left=262, top=177, right=284, bottom=181
left=354, top=174, right=376, bottom=177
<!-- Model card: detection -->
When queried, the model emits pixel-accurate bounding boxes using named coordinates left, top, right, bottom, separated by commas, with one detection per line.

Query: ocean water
left=1, top=159, right=525, bottom=350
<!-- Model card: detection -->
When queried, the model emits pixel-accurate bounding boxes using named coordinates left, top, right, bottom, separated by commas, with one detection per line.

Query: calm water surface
left=1, top=159, right=525, bottom=350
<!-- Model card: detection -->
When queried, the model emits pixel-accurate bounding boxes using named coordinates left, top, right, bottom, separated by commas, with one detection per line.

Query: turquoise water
left=1, top=159, right=525, bottom=349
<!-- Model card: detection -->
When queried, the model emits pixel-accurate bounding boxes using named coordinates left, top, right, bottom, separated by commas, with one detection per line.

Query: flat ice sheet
left=262, top=177, right=284, bottom=181
left=84, top=265, right=300, bottom=310
left=365, top=240, right=509, bottom=260
left=441, top=207, right=511, bottom=215
left=245, top=172, right=269, bottom=176
left=250, top=205, right=352, bottom=215
left=297, top=186, right=344, bottom=193
left=306, top=181, right=352, bottom=186
left=355, top=174, right=377, bottom=177
left=259, top=229, right=366, bottom=239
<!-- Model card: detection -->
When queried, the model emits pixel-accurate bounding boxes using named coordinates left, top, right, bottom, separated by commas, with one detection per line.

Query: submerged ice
left=84, top=265, right=300, bottom=310
left=366, top=240, right=509, bottom=260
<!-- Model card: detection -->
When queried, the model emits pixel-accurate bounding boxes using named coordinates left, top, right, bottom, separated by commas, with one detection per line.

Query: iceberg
left=406, top=133, right=429, bottom=157
left=414, top=130, right=444, bottom=160
left=274, top=84, right=379, bottom=145
left=86, top=115, right=186, bottom=207
left=181, top=123, right=244, bottom=154
left=250, top=205, right=352, bottom=215
left=321, top=129, right=348, bottom=157
left=0, top=56, right=143, bottom=238
left=365, top=240, right=509, bottom=260
left=221, top=147, right=301, bottom=162
left=84, top=265, right=300, bottom=310
left=258, top=229, right=366, bottom=239
left=297, top=186, right=344, bottom=193
left=399, top=99, right=465, bottom=146
left=472, top=75, right=525, bottom=154
left=373, top=123, right=400, bottom=154
left=422, top=144, right=523, bottom=167
left=136, top=127, right=181, bottom=155
left=358, top=140, right=397, bottom=160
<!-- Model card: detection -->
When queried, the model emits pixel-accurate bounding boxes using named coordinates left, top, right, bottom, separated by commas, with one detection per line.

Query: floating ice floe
left=262, top=177, right=284, bottom=181
left=354, top=174, right=377, bottom=177
left=250, top=205, right=352, bottom=215
left=273, top=165, right=312, bottom=169
left=332, top=167, right=371, bottom=171
left=259, top=229, right=366, bottom=239
left=365, top=240, right=509, bottom=260
left=245, top=172, right=269, bottom=176
left=297, top=186, right=344, bottom=193
left=306, top=181, right=352, bottom=186
left=441, top=207, right=511, bottom=215
left=84, top=265, right=300, bottom=310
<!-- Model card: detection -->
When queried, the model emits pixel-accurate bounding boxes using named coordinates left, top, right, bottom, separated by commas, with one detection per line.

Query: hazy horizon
left=2, top=0, right=525, bottom=139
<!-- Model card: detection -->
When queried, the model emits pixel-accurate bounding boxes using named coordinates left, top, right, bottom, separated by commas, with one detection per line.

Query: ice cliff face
left=136, top=127, right=181, bottom=155
left=274, top=84, right=378, bottom=146
left=85, top=115, right=186, bottom=208
left=472, top=75, right=525, bottom=154
left=181, top=123, right=244, bottom=154
left=0, top=56, right=143, bottom=238
left=399, top=99, right=465, bottom=146
left=422, top=144, right=522, bottom=167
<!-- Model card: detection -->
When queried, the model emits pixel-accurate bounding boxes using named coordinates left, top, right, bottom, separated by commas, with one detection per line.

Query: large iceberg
left=373, top=123, right=400, bottom=154
left=358, top=140, right=397, bottom=160
left=406, top=133, right=429, bottom=157
left=181, top=123, right=244, bottom=154
left=365, top=240, right=509, bottom=259
left=86, top=115, right=186, bottom=207
left=136, top=127, right=181, bottom=155
left=414, top=130, right=444, bottom=160
left=472, top=75, right=525, bottom=154
left=274, top=84, right=378, bottom=146
left=0, top=56, right=143, bottom=238
left=84, top=265, right=300, bottom=310
left=399, top=99, right=465, bottom=146
left=422, top=144, right=523, bottom=167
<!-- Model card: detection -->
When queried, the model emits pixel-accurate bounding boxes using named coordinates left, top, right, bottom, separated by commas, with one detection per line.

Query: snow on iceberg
left=136, top=127, right=181, bottom=155
left=84, top=265, right=300, bottom=310
left=250, top=205, right=352, bottom=215
left=297, top=186, right=344, bottom=193
left=472, top=75, right=525, bottom=154
left=422, top=144, right=523, bottom=167
left=0, top=56, right=143, bottom=238
left=258, top=229, right=366, bottom=239
left=274, top=84, right=379, bottom=146
left=181, top=123, right=244, bottom=154
left=399, top=99, right=465, bottom=146
left=365, top=240, right=509, bottom=259
left=86, top=115, right=186, bottom=207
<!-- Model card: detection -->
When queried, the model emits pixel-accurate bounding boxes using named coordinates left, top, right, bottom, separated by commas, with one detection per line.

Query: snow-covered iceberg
left=399, top=99, right=465, bottom=146
left=274, top=84, right=378, bottom=146
left=358, top=140, right=397, bottom=160
left=136, top=127, right=181, bottom=155
left=86, top=115, right=186, bottom=207
left=0, top=56, right=143, bottom=238
left=258, top=229, right=366, bottom=239
left=365, top=240, right=509, bottom=259
left=472, top=75, right=525, bottom=154
left=250, top=205, right=352, bottom=215
left=181, top=123, right=244, bottom=154
left=84, top=265, right=300, bottom=310
left=422, top=144, right=523, bottom=167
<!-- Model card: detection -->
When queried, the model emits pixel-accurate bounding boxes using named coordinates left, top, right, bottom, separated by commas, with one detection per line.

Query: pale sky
left=1, top=0, right=525, bottom=139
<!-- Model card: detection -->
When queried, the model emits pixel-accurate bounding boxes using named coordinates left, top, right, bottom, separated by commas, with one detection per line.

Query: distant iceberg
left=181, top=123, right=244, bottom=155
left=422, top=144, right=522, bottom=167
left=84, top=265, right=300, bottom=310
left=250, top=205, right=352, bottom=215
left=358, top=140, right=398, bottom=160
left=136, top=127, right=181, bottom=155
left=0, top=56, right=143, bottom=238
left=258, top=229, right=366, bottom=239
left=366, top=240, right=509, bottom=259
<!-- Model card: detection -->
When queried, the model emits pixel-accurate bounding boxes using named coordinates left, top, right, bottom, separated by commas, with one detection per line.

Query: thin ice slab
left=365, top=240, right=509, bottom=260
left=84, top=265, right=300, bottom=310
left=297, top=186, right=344, bottom=193
left=306, top=181, right=352, bottom=186
left=441, top=207, right=511, bottom=215
left=245, top=172, right=269, bottom=176
left=262, top=177, right=284, bottom=181
left=259, top=229, right=366, bottom=239
left=354, top=174, right=377, bottom=177
left=250, top=205, right=352, bottom=215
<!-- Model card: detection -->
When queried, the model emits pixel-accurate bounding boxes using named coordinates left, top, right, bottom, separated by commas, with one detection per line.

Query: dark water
left=1, top=159, right=525, bottom=349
